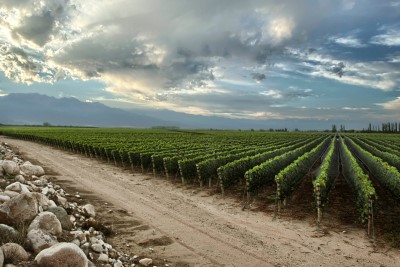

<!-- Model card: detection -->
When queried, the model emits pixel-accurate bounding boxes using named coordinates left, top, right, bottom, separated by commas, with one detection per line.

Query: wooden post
left=368, top=194, right=375, bottom=240
left=316, top=183, right=321, bottom=226
left=277, top=182, right=281, bottom=213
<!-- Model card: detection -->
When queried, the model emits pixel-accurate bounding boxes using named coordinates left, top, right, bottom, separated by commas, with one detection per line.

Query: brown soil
left=2, top=136, right=400, bottom=267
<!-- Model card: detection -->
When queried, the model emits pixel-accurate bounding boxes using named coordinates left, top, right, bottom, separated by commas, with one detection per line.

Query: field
left=1, top=126, right=399, bottom=247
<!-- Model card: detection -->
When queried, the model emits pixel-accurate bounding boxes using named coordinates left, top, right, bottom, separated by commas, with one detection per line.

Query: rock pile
left=0, top=142, right=156, bottom=267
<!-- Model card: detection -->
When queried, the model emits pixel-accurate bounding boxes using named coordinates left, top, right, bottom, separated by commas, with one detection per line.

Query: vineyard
left=1, top=127, right=399, bottom=244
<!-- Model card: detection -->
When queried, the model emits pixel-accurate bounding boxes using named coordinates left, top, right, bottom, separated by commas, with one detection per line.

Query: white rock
left=42, top=187, right=49, bottom=195
left=49, top=200, right=57, bottom=207
left=97, top=253, right=109, bottom=263
left=5, top=182, right=30, bottom=193
left=2, top=191, right=19, bottom=198
left=27, top=228, right=58, bottom=253
left=0, top=192, right=51, bottom=226
left=14, top=175, right=25, bottom=183
left=139, top=258, right=153, bottom=266
left=91, top=243, right=105, bottom=253
left=0, top=194, right=10, bottom=203
left=114, top=260, right=123, bottom=267
left=35, top=242, right=89, bottom=267
left=28, top=211, right=62, bottom=236
left=82, top=204, right=96, bottom=218
left=1, top=160, right=20, bottom=175
left=20, top=163, right=45, bottom=177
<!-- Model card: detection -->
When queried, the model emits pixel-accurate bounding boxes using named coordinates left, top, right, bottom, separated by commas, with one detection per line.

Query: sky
left=0, top=0, right=400, bottom=128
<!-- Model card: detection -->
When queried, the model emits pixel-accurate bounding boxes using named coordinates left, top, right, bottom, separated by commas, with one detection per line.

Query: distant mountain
left=0, top=93, right=365, bottom=130
left=0, top=93, right=169, bottom=127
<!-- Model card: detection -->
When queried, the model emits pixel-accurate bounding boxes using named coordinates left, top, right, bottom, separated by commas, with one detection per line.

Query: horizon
left=0, top=1, right=400, bottom=128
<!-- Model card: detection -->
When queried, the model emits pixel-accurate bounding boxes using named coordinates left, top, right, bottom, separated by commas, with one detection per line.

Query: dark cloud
left=330, top=62, right=345, bottom=77
left=251, top=73, right=266, bottom=82
left=13, top=11, right=55, bottom=46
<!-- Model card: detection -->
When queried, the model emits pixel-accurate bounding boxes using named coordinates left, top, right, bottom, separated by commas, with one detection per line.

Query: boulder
left=20, top=163, right=45, bottom=177
left=55, top=196, right=68, bottom=208
left=35, top=243, right=88, bottom=267
left=1, top=243, right=29, bottom=264
left=27, top=228, right=58, bottom=254
left=97, top=253, right=108, bottom=263
left=139, top=258, right=153, bottom=266
left=2, top=191, right=19, bottom=198
left=14, top=175, right=25, bottom=183
left=47, top=207, right=73, bottom=231
left=28, top=212, right=62, bottom=237
left=82, top=204, right=96, bottom=218
left=5, top=182, right=30, bottom=194
left=0, top=245, right=3, bottom=266
left=0, top=194, right=11, bottom=203
left=0, top=192, right=50, bottom=226
left=0, top=224, right=18, bottom=242
left=0, top=161, right=20, bottom=175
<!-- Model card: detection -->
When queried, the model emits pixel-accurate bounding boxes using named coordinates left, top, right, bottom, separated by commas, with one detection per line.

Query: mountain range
left=0, top=93, right=360, bottom=130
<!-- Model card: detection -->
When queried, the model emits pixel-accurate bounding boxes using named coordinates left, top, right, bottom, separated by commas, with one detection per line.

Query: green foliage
left=346, top=137, right=400, bottom=199
left=217, top=137, right=316, bottom=191
left=340, top=136, right=376, bottom=223
left=244, top=137, right=325, bottom=194
left=313, top=137, right=337, bottom=203
left=276, top=137, right=330, bottom=199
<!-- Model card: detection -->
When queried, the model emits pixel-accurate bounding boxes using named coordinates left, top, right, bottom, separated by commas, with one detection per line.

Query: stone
left=0, top=246, right=3, bottom=267
left=1, top=161, right=20, bottom=175
left=97, top=253, right=109, bottom=263
left=28, top=211, right=62, bottom=237
left=82, top=204, right=96, bottom=218
left=114, top=260, right=123, bottom=267
left=35, top=242, right=88, bottom=267
left=27, top=228, right=58, bottom=253
left=0, top=192, right=50, bottom=226
left=0, top=224, right=18, bottom=242
left=2, top=191, right=19, bottom=198
left=55, top=196, right=68, bottom=208
left=14, top=175, right=25, bottom=183
left=0, top=194, right=11, bottom=203
left=47, top=206, right=74, bottom=231
left=139, top=258, right=153, bottom=266
left=0, top=243, right=29, bottom=264
left=91, top=243, right=105, bottom=253
left=5, top=182, right=30, bottom=194
left=20, top=162, right=45, bottom=177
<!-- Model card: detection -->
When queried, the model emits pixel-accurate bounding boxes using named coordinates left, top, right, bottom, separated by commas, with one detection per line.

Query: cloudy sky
left=0, top=0, right=400, bottom=127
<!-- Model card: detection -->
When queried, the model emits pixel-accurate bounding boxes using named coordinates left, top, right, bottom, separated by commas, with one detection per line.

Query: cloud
left=330, top=62, right=345, bottom=77
left=342, top=0, right=356, bottom=10
left=342, top=107, right=371, bottom=111
left=0, top=0, right=399, bottom=122
left=284, top=48, right=400, bottom=91
left=329, top=35, right=365, bottom=48
left=12, top=11, right=55, bottom=47
left=371, top=27, right=400, bottom=46
left=251, top=72, right=266, bottom=82
left=0, top=43, right=63, bottom=84
left=378, top=97, right=400, bottom=110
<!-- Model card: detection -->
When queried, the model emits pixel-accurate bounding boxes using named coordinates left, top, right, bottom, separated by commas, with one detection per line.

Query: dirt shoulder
left=2, top=136, right=399, bottom=267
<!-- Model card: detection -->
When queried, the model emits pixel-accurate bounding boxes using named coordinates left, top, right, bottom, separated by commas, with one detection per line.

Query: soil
left=2, top=136, right=400, bottom=267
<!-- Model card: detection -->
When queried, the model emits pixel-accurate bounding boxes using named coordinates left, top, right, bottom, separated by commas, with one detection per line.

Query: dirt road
left=2, top=136, right=399, bottom=267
